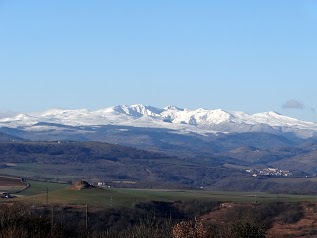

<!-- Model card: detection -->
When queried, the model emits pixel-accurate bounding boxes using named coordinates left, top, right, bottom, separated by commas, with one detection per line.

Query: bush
left=231, top=222, right=266, bottom=238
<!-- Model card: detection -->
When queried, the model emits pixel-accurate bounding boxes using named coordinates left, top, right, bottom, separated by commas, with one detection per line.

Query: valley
left=0, top=137, right=317, bottom=194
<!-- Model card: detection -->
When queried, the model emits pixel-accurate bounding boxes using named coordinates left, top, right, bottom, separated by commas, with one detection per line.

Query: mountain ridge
left=0, top=104, right=316, bottom=138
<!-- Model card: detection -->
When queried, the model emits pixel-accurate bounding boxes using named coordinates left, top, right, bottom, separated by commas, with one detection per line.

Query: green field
left=16, top=180, right=317, bottom=208
left=0, top=163, right=88, bottom=181
left=18, top=180, right=69, bottom=196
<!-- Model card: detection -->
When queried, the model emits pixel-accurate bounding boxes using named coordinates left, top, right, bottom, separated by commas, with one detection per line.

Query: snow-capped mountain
left=0, top=104, right=316, bottom=138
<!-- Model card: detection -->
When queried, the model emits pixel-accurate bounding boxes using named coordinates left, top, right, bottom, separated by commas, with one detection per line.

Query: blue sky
left=0, top=1, right=316, bottom=121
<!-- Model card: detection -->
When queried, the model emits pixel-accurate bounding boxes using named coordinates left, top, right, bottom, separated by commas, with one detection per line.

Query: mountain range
left=0, top=104, right=316, bottom=138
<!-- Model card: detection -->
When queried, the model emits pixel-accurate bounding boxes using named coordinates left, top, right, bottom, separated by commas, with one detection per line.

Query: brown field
left=0, top=176, right=24, bottom=186
left=0, top=175, right=28, bottom=193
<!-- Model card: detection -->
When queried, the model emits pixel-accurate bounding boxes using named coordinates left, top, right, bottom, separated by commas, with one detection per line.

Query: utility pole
left=51, top=205, right=54, bottom=233
left=85, top=203, right=88, bottom=231
left=60, top=207, right=63, bottom=237
left=46, top=187, right=49, bottom=205
left=110, top=196, right=113, bottom=207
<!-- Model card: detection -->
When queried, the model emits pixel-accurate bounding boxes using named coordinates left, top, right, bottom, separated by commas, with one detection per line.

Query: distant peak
left=164, top=105, right=183, bottom=111
left=212, top=109, right=230, bottom=113
left=269, top=111, right=282, bottom=115
left=130, top=104, right=147, bottom=108
left=110, top=104, right=163, bottom=117
left=112, top=104, right=147, bottom=110
left=41, top=108, right=90, bottom=117
left=263, top=111, right=281, bottom=115
left=14, top=113, right=33, bottom=119
left=254, top=111, right=283, bottom=117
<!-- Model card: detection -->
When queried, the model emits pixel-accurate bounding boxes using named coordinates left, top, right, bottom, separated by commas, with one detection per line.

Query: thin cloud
left=282, top=100, right=304, bottom=110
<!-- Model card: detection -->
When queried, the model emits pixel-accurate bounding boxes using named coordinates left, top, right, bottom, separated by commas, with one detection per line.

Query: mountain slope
left=0, top=141, right=243, bottom=189
left=0, top=131, right=24, bottom=141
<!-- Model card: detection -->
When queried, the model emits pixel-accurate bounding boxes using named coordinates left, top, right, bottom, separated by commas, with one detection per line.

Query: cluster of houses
left=97, top=182, right=111, bottom=188
left=246, top=168, right=291, bottom=177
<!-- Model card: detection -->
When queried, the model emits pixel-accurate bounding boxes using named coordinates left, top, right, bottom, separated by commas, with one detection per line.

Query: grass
left=0, top=163, right=87, bottom=180
left=18, top=180, right=68, bottom=196
left=16, top=180, right=317, bottom=208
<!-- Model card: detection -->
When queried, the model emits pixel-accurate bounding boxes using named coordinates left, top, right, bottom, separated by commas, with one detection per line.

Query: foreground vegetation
left=0, top=199, right=312, bottom=238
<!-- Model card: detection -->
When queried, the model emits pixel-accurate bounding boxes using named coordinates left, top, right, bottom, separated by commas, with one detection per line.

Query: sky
left=0, top=1, right=317, bottom=121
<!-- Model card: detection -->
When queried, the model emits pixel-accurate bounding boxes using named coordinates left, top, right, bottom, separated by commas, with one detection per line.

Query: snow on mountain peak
left=41, top=108, right=90, bottom=117
left=0, top=113, right=38, bottom=126
left=111, top=104, right=162, bottom=117
left=254, top=111, right=282, bottom=117
left=164, top=105, right=184, bottom=111
left=13, top=113, right=35, bottom=121
left=250, top=111, right=315, bottom=128
left=0, top=104, right=316, bottom=138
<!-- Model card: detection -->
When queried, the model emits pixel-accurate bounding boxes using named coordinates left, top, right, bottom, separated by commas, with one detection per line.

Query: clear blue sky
left=0, top=1, right=316, bottom=121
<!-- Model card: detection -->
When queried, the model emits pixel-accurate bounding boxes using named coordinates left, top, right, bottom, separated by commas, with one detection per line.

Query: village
left=246, top=168, right=292, bottom=177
